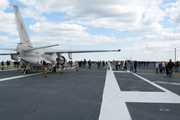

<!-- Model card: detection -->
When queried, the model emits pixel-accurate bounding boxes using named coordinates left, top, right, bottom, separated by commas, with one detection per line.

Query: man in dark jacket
left=1, top=61, right=4, bottom=70
left=134, top=61, right=137, bottom=73
left=88, top=60, right=92, bottom=69
left=174, top=61, right=179, bottom=73
left=167, top=59, right=175, bottom=77
left=83, top=59, right=86, bottom=70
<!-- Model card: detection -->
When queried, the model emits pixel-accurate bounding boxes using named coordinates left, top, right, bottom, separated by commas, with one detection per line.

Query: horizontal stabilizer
left=44, top=49, right=121, bottom=54
left=0, top=48, right=16, bottom=51
left=23, top=44, right=59, bottom=51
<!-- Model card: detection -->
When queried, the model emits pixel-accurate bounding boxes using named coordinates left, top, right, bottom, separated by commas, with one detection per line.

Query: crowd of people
left=155, top=59, right=179, bottom=77
left=1, top=60, right=27, bottom=70
left=75, top=59, right=179, bottom=77
left=1, top=59, right=180, bottom=77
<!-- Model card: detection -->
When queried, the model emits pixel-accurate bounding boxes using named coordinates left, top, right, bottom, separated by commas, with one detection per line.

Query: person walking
left=120, top=61, right=123, bottom=69
left=159, top=62, right=163, bottom=73
left=134, top=61, right=137, bottom=73
left=167, top=59, right=175, bottom=77
left=102, top=61, right=105, bottom=69
left=115, top=61, right=118, bottom=70
left=118, top=61, right=121, bottom=69
left=156, top=62, right=159, bottom=73
left=88, top=60, right=92, bottom=69
left=1, top=61, right=4, bottom=70
left=83, top=59, right=86, bottom=70
left=162, top=62, right=165, bottom=72
left=130, top=61, right=133, bottom=72
left=165, top=62, right=169, bottom=76
left=174, top=61, right=179, bottom=73
left=124, top=61, right=127, bottom=71
left=107, top=61, right=110, bottom=70
left=112, top=60, right=115, bottom=70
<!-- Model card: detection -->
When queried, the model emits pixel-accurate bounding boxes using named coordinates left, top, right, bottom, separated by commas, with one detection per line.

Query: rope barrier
left=0, top=65, right=30, bottom=70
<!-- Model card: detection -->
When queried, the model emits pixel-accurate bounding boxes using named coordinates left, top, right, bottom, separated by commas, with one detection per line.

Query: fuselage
left=16, top=43, right=57, bottom=66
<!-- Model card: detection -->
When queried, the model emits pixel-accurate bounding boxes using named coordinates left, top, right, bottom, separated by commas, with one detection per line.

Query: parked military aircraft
left=0, top=5, right=120, bottom=69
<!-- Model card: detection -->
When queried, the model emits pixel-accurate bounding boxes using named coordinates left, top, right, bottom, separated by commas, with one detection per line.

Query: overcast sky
left=0, top=0, right=180, bottom=62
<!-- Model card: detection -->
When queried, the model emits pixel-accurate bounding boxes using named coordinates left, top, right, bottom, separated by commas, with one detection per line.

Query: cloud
left=0, top=35, right=19, bottom=46
left=0, top=0, right=9, bottom=11
left=68, top=0, right=166, bottom=33
left=17, top=0, right=174, bottom=34
left=29, top=22, right=119, bottom=45
left=0, top=0, right=17, bottom=36
left=18, top=0, right=75, bottom=13
left=20, top=8, right=46, bottom=21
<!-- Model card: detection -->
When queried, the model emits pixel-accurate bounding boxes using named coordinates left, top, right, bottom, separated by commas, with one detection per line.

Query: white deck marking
left=99, top=69, right=132, bottom=120
left=131, top=72, right=171, bottom=93
left=154, top=81, right=180, bottom=86
left=0, top=73, right=41, bottom=82
left=99, top=69, right=180, bottom=120
left=114, top=71, right=131, bottom=73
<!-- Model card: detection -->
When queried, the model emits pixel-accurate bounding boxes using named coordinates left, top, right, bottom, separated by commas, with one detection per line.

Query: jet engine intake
left=56, top=56, right=65, bottom=65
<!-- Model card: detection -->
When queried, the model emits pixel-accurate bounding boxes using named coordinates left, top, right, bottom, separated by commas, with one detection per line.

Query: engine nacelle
left=11, top=54, right=18, bottom=60
left=56, top=56, right=66, bottom=65
left=21, top=57, right=44, bottom=66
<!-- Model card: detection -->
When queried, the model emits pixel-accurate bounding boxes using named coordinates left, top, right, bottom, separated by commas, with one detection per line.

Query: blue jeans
left=174, top=67, right=179, bottom=73
left=177, top=68, right=179, bottom=73
left=83, top=64, right=86, bottom=69
left=134, top=67, right=137, bottom=73
left=130, top=66, right=133, bottom=72
left=168, top=68, right=173, bottom=77
left=156, top=68, right=158, bottom=73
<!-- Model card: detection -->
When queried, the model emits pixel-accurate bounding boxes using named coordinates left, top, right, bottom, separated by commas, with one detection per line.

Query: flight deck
left=0, top=64, right=180, bottom=120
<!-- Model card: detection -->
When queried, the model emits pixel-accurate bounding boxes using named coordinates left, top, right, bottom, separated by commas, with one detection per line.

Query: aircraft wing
left=23, top=44, right=59, bottom=51
left=0, top=48, right=16, bottom=51
left=0, top=52, right=17, bottom=55
left=44, top=49, right=121, bottom=54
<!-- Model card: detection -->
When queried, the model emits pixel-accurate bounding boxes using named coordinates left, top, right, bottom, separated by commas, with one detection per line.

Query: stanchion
left=61, top=66, right=63, bottom=74
left=44, top=68, right=47, bottom=77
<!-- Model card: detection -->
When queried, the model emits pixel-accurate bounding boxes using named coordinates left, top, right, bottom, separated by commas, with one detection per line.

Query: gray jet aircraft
left=0, top=5, right=120, bottom=69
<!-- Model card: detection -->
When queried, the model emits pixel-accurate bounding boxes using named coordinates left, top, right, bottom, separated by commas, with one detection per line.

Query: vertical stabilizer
left=13, top=4, right=33, bottom=47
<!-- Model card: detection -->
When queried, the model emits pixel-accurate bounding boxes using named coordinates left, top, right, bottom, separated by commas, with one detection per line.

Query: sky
left=0, top=0, right=180, bottom=62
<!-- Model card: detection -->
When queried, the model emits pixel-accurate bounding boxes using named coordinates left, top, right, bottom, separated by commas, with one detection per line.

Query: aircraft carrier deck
left=0, top=64, right=180, bottom=120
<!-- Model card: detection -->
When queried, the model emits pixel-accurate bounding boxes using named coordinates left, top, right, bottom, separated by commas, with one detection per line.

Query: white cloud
left=0, top=0, right=9, bottom=11
left=21, top=8, right=46, bottom=21
left=0, top=0, right=17, bottom=36
left=49, top=0, right=165, bottom=33
left=0, top=35, right=19, bottom=46
left=0, top=11, right=17, bottom=35
left=18, top=0, right=75, bottom=13
left=17, top=0, right=172, bottom=34
left=165, top=0, right=180, bottom=24
left=29, top=22, right=119, bottom=46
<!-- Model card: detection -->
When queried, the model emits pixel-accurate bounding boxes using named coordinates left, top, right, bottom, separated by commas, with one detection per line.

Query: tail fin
left=13, top=4, right=33, bottom=48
